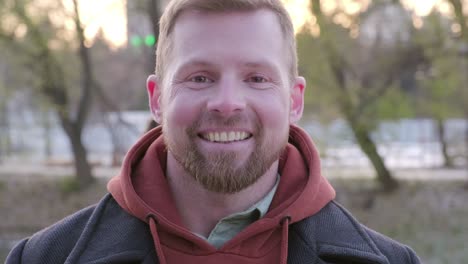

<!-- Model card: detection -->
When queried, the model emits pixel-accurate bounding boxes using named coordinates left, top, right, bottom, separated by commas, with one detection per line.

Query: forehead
left=173, top=8, right=282, bottom=33
left=168, top=9, right=286, bottom=72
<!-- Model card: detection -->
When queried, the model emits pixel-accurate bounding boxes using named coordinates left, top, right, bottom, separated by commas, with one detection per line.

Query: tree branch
left=72, top=0, right=93, bottom=131
left=448, top=0, right=468, bottom=41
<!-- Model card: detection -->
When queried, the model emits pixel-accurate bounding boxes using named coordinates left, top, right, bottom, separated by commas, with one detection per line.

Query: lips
left=199, top=131, right=252, bottom=143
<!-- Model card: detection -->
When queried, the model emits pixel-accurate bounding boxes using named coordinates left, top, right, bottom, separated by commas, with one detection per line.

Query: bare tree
left=446, top=0, right=468, bottom=186
left=0, top=0, right=97, bottom=187
left=129, top=0, right=163, bottom=131
left=304, top=0, right=426, bottom=192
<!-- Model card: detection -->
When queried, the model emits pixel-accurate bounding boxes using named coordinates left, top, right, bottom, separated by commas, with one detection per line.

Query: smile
left=199, top=131, right=252, bottom=143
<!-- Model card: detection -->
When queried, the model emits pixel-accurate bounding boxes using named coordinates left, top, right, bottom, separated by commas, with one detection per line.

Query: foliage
left=299, top=0, right=467, bottom=123
left=298, top=0, right=468, bottom=182
left=0, top=0, right=96, bottom=186
left=411, top=10, right=465, bottom=119
left=297, top=0, right=432, bottom=191
left=299, top=1, right=426, bottom=122
left=0, top=0, right=78, bottom=114
left=372, top=86, right=414, bottom=119
left=58, top=176, right=82, bottom=194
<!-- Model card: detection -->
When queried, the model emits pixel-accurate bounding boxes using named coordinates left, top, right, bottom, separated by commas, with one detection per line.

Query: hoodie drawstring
left=147, top=214, right=168, bottom=264
left=280, top=216, right=291, bottom=264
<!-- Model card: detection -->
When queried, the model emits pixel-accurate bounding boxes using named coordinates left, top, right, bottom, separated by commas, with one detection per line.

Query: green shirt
left=196, top=175, right=280, bottom=249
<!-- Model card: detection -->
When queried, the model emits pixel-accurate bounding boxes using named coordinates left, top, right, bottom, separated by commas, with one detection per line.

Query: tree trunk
left=103, top=117, right=125, bottom=167
left=42, top=110, right=53, bottom=159
left=69, top=131, right=94, bottom=187
left=348, top=120, right=399, bottom=192
left=436, top=118, right=453, bottom=168
left=464, top=115, right=468, bottom=189
left=61, top=118, right=94, bottom=188
left=0, top=109, right=5, bottom=163
left=0, top=103, right=11, bottom=163
left=146, top=0, right=162, bottom=74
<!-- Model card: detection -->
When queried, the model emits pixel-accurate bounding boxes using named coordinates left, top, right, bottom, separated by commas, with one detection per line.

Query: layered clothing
left=6, top=125, right=420, bottom=264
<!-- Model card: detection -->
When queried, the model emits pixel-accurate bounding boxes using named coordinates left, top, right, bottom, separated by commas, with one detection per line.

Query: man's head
left=147, top=0, right=305, bottom=193
left=155, top=0, right=299, bottom=87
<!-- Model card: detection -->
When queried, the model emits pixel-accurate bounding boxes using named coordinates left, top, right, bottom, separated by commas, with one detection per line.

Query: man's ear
left=147, top=75, right=163, bottom=124
left=289, top=76, right=305, bottom=123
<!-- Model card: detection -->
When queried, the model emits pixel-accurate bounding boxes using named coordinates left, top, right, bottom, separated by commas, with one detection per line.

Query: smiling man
left=7, top=0, right=420, bottom=263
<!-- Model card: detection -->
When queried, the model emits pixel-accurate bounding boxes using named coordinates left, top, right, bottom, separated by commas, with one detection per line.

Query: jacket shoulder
left=363, top=225, right=420, bottom=264
left=290, top=201, right=420, bottom=264
left=6, top=194, right=155, bottom=264
left=6, top=196, right=101, bottom=264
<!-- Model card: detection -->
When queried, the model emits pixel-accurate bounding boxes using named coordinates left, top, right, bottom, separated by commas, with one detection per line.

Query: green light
left=130, top=36, right=143, bottom=47
left=145, top=35, right=156, bottom=46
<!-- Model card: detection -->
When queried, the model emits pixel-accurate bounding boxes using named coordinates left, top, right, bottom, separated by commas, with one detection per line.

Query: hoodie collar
left=108, top=124, right=336, bottom=260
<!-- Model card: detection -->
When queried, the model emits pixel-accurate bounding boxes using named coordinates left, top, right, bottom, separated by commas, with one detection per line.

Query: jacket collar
left=288, top=201, right=389, bottom=264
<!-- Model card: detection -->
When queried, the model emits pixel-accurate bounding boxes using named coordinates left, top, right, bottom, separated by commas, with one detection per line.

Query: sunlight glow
left=282, top=0, right=313, bottom=33
left=412, top=15, right=424, bottom=29
left=401, top=0, right=438, bottom=16
left=452, top=23, right=462, bottom=34
left=71, top=0, right=464, bottom=48
left=438, top=1, right=453, bottom=14
left=63, top=0, right=127, bottom=49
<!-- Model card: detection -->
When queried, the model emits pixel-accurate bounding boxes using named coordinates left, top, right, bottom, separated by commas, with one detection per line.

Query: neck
left=166, top=153, right=279, bottom=237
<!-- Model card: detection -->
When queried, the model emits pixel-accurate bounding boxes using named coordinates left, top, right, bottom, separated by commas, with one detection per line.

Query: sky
left=65, top=0, right=127, bottom=48
left=74, top=0, right=454, bottom=48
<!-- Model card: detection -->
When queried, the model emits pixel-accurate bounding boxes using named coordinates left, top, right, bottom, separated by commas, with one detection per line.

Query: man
left=7, top=0, right=420, bottom=263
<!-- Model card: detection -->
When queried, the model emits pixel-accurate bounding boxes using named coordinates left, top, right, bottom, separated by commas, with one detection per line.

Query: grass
left=331, top=179, right=468, bottom=264
left=0, top=176, right=108, bottom=261
left=58, top=176, right=83, bottom=194
left=1, top=175, right=467, bottom=263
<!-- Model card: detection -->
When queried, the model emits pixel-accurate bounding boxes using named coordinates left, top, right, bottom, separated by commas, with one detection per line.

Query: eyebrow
left=181, top=60, right=214, bottom=68
left=173, top=60, right=216, bottom=77
left=174, top=59, right=282, bottom=78
left=243, top=61, right=282, bottom=76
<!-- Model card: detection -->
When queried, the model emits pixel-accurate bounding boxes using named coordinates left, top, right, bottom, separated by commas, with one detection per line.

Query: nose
left=206, top=77, right=246, bottom=116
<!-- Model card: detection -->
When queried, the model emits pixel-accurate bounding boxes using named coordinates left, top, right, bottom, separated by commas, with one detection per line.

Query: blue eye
left=248, top=76, right=268, bottom=83
left=184, top=74, right=214, bottom=90
left=190, top=76, right=212, bottom=83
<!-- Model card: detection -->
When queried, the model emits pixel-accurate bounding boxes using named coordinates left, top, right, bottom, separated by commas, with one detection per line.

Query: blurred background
left=0, top=0, right=467, bottom=263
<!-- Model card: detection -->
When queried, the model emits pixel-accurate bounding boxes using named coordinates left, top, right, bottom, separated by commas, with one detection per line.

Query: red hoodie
left=108, top=124, right=335, bottom=264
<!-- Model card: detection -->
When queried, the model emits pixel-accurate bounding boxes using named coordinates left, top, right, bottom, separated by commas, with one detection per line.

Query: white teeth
left=229, top=131, right=236, bottom=140
left=203, top=131, right=250, bottom=142
left=240, top=132, right=247, bottom=139
left=220, top=132, right=227, bottom=141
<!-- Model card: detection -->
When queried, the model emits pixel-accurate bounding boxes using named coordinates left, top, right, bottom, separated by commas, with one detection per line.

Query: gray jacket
left=6, top=194, right=420, bottom=264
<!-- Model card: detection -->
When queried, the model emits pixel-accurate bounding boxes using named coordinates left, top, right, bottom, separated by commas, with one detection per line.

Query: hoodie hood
left=108, top=124, right=335, bottom=263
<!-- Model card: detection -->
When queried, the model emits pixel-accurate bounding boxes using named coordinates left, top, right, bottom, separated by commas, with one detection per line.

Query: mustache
left=187, top=113, right=258, bottom=136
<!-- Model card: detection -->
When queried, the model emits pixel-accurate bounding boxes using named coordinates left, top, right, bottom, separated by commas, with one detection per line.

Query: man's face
left=148, top=9, right=304, bottom=193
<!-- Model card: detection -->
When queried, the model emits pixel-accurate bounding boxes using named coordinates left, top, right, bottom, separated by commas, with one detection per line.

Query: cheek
left=253, top=94, right=290, bottom=128
left=163, top=94, right=204, bottom=128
